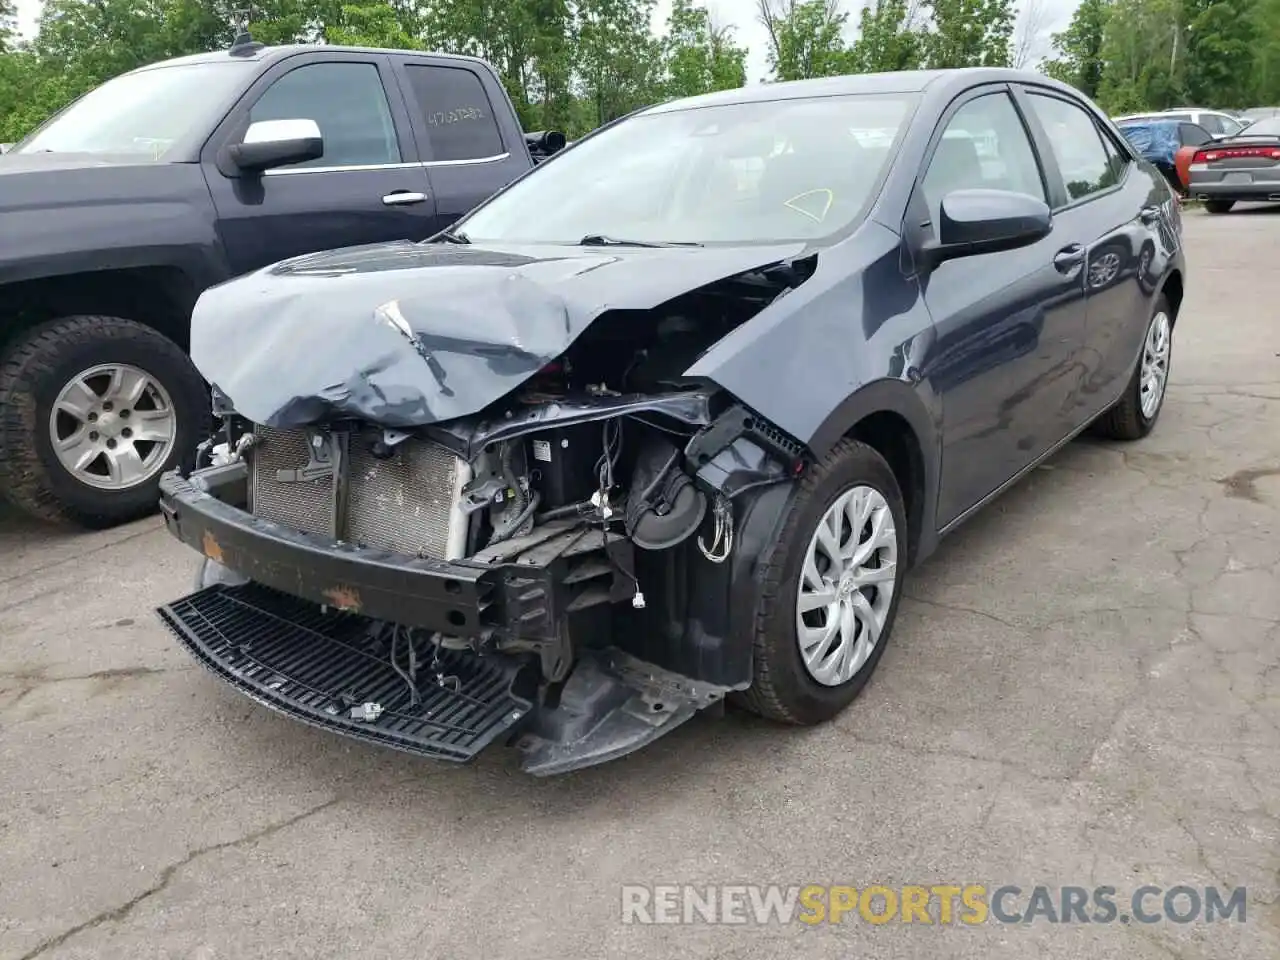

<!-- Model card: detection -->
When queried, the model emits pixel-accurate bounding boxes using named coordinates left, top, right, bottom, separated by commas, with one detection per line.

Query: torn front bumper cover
left=155, top=469, right=731, bottom=775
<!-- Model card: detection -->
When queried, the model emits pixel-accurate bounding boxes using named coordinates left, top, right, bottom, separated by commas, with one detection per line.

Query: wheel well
left=847, top=411, right=924, bottom=565
left=1163, top=269, right=1184, bottom=322
left=0, top=267, right=198, bottom=356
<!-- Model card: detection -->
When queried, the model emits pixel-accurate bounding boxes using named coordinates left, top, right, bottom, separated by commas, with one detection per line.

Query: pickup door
left=386, top=54, right=536, bottom=234
left=201, top=49, right=440, bottom=277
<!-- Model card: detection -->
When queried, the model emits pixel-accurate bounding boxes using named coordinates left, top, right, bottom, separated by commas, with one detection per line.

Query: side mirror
left=923, top=188, right=1052, bottom=267
left=0, top=143, right=11, bottom=155
left=525, top=129, right=567, bottom=163
left=228, top=118, right=323, bottom=174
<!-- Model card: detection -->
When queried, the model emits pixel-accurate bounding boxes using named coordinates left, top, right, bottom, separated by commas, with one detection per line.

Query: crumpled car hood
left=190, top=239, right=806, bottom=429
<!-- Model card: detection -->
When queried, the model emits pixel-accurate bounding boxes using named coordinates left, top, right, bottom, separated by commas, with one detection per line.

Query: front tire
left=1204, top=199, right=1234, bottom=214
left=1092, top=295, right=1173, bottom=441
left=737, top=439, right=908, bottom=725
left=0, top=315, right=208, bottom=528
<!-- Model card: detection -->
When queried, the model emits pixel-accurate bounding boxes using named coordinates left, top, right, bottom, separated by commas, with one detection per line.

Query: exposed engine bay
left=156, top=250, right=818, bottom=775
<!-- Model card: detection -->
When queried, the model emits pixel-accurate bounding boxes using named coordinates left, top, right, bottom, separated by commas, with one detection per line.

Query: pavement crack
left=901, top=596, right=1026, bottom=632
left=0, top=525, right=162, bottom=588
left=15, top=797, right=341, bottom=960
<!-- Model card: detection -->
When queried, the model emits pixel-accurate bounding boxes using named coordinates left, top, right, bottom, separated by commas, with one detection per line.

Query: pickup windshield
left=457, top=93, right=918, bottom=246
left=16, top=61, right=255, bottom=158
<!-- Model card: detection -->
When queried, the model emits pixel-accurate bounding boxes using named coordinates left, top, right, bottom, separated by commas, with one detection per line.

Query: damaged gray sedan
left=156, top=68, right=1186, bottom=774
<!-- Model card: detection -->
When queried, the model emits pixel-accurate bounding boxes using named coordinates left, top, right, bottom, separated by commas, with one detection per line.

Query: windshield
left=457, top=93, right=918, bottom=246
left=17, top=61, right=254, bottom=158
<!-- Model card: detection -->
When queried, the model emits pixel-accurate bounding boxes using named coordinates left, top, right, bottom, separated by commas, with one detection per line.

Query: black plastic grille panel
left=157, top=583, right=530, bottom=763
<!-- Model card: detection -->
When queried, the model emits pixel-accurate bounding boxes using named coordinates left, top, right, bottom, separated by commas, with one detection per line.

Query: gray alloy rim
left=795, top=485, right=899, bottom=687
left=48, top=363, right=177, bottom=491
left=1139, top=311, right=1172, bottom=420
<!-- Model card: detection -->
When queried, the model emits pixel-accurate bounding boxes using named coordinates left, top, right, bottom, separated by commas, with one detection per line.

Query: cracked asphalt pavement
left=2, top=207, right=1278, bottom=960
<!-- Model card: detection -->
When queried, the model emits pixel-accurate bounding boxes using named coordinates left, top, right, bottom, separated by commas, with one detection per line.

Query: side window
left=1180, top=123, right=1212, bottom=147
left=403, top=65, right=505, bottom=162
left=1217, top=114, right=1244, bottom=136
left=1025, top=93, right=1118, bottom=203
left=1199, top=114, right=1224, bottom=135
left=921, top=92, right=1045, bottom=227
left=1095, top=124, right=1130, bottom=181
left=249, top=62, right=400, bottom=170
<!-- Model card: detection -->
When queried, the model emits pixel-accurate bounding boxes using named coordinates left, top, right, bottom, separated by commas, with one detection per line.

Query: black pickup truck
left=0, top=36, right=562, bottom=528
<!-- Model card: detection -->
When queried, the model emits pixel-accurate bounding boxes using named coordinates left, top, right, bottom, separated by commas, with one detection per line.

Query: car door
left=1016, top=87, right=1163, bottom=424
left=201, top=51, right=438, bottom=277
left=390, top=57, right=536, bottom=235
left=912, top=87, right=1088, bottom=527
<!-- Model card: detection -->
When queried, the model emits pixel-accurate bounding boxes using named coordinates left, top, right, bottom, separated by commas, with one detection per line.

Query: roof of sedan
left=644, top=67, right=1079, bottom=114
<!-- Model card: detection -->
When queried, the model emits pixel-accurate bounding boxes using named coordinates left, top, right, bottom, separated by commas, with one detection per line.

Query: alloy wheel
left=48, top=363, right=177, bottom=491
left=1139, top=311, right=1172, bottom=419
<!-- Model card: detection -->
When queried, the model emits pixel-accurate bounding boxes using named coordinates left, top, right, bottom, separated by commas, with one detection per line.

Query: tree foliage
left=1041, top=0, right=1280, bottom=111
left=5, top=0, right=1274, bottom=148
left=0, top=0, right=748, bottom=141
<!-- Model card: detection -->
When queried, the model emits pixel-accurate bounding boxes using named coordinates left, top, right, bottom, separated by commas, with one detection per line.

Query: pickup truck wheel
left=1204, top=200, right=1234, bottom=214
left=736, top=439, right=907, bottom=725
left=0, top=315, right=208, bottom=528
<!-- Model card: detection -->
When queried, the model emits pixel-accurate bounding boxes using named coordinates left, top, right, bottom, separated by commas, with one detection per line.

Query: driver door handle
left=383, top=191, right=428, bottom=206
left=1053, top=244, right=1085, bottom=273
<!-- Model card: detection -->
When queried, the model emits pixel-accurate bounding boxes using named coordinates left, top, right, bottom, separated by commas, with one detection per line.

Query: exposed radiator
left=248, top=424, right=472, bottom=560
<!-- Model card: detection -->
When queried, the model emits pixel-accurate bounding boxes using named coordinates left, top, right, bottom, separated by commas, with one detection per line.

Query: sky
left=13, top=0, right=1077, bottom=82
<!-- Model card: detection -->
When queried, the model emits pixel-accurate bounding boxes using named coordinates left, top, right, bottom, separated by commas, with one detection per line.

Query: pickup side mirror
left=228, top=119, right=324, bottom=174
left=922, top=188, right=1052, bottom=267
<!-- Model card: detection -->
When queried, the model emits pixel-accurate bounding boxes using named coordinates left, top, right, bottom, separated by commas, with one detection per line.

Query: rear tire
left=736, top=439, right=908, bottom=725
left=1092, top=295, right=1173, bottom=442
left=0, top=315, right=208, bottom=528
left=1204, top=199, right=1235, bottom=214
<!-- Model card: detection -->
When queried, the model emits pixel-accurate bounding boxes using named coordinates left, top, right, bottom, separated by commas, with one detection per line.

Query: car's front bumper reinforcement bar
left=158, top=471, right=494, bottom=636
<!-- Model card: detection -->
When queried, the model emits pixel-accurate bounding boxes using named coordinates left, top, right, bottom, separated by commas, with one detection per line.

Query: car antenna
left=228, top=7, right=264, bottom=56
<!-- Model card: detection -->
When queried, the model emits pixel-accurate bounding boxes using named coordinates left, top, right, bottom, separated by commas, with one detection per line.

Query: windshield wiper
left=578, top=234, right=702, bottom=248
left=436, top=229, right=471, bottom=244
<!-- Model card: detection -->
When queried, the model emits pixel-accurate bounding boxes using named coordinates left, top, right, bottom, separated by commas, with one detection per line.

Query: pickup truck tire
left=736, top=439, right=907, bottom=725
left=0, top=315, right=208, bottom=528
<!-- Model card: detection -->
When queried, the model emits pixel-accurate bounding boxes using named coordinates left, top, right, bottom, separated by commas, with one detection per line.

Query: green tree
left=848, top=0, right=923, bottom=72
left=663, top=0, right=747, bottom=98
left=1251, top=0, right=1280, bottom=104
left=921, top=0, right=1015, bottom=68
left=1, top=0, right=16, bottom=53
left=758, top=0, right=855, bottom=80
left=1094, top=0, right=1184, bottom=111
left=1183, top=0, right=1255, bottom=107
left=575, top=0, right=664, bottom=126
left=1040, top=0, right=1110, bottom=96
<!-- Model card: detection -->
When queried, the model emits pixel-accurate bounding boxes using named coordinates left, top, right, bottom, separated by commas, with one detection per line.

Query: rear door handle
left=383, top=191, right=428, bottom=206
left=1053, top=244, right=1085, bottom=273
left=1139, top=205, right=1160, bottom=224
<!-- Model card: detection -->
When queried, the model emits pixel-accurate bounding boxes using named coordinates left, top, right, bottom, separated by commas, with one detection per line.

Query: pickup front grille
left=248, top=424, right=471, bottom=560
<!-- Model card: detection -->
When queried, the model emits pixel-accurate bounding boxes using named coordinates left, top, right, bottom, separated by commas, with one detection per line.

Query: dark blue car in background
left=155, top=67, right=1187, bottom=775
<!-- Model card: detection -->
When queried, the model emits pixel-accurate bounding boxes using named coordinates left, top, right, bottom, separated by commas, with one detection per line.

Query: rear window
left=403, top=65, right=505, bottom=162
left=457, top=93, right=920, bottom=245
